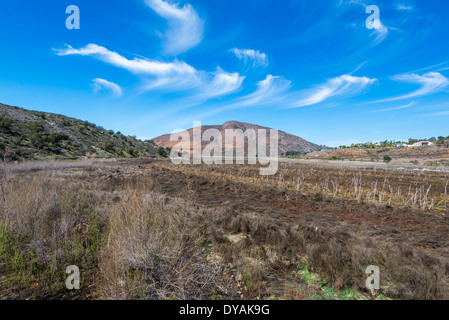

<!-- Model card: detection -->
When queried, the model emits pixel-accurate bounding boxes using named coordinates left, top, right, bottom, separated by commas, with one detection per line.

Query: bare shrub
left=99, top=190, right=222, bottom=300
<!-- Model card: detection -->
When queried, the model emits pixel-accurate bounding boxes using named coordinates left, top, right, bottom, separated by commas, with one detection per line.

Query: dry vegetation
left=166, top=161, right=449, bottom=211
left=1, top=159, right=448, bottom=300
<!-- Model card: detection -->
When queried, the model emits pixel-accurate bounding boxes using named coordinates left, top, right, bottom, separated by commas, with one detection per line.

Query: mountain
left=153, top=121, right=323, bottom=155
left=0, top=103, right=160, bottom=160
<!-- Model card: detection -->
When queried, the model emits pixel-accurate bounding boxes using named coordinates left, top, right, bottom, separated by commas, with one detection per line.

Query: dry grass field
left=1, top=159, right=448, bottom=300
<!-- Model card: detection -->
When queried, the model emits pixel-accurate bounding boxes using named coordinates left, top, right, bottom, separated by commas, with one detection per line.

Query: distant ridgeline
left=0, top=103, right=164, bottom=161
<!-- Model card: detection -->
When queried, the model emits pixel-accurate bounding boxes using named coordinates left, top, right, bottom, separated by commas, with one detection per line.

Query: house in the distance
left=407, top=141, right=434, bottom=147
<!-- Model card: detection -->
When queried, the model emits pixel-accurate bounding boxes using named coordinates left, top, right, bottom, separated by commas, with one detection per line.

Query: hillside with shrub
left=0, top=103, right=164, bottom=160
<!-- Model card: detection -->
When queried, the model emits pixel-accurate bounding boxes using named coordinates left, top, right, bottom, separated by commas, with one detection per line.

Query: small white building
left=407, top=141, right=434, bottom=147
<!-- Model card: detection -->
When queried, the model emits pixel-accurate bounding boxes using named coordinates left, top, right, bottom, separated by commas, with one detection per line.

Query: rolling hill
left=0, top=103, right=160, bottom=160
left=153, top=121, right=323, bottom=155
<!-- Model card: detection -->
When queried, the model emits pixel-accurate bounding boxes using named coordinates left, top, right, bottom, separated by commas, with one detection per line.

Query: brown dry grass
left=159, top=161, right=449, bottom=211
left=0, top=159, right=448, bottom=300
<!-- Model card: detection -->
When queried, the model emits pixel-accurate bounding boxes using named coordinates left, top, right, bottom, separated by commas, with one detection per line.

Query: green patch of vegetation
left=0, top=116, right=12, bottom=133
left=0, top=187, right=104, bottom=296
left=425, top=161, right=440, bottom=167
left=157, top=146, right=171, bottom=158
left=383, top=156, right=392, bottom=163
left=282, top=151, right=307, bottom=159
left=0, top=103, right=161, bottom=160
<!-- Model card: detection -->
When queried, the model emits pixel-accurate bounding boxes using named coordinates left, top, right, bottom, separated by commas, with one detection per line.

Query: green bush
left=0, top=116, right=12, bottom=132
left=27, top=121, right=45, bottom=133
left=383, top=156, right=392, bottom=163
left=127, top=148, right=138, bottom=157
left=30, top=133, right=49, bottom=149
left=101, top=141, right=116, bottom=153
left=157, top=147, right=169, bottom=157
left=115, top=148, right=124, bottom=157
left=49, top=133, right=67, bottom=144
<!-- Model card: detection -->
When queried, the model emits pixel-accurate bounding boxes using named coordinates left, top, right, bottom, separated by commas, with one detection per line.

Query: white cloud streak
left=198, top=68, right=245, bottom=99
left=372, top=21, right=389, bottom=45
left=374, top=101, right=415, bottom=112
left=230, top=48, right=269, bottom=68
left=289, top=74, right=377, bottom=108
left=92, top=78, right=123, bottom=97
left=56, top=44, right=243, bottom=100
left=56, top=44, right=196, bottom=76
left=232, top=75, right=291, bottom=107
left=145, top=0, right=204, bottom=55
left=379, top=72, right=449, bottom=102
left=428, top=111, right=449, bottom=117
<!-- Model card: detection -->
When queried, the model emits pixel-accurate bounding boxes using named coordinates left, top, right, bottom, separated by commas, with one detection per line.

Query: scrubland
left=1, top=159, right=448, bottom=300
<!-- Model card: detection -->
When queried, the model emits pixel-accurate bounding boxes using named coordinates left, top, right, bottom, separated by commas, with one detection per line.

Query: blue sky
left=0, top=0, right=449, bottom=146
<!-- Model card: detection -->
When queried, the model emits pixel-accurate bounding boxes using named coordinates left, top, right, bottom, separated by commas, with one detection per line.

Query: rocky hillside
left=153, top=121, right=323, bottom=155
left=0, top=103, right=160, bottom=160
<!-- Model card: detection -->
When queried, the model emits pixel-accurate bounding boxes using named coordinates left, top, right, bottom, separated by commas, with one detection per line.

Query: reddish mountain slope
left=153, top=121, right=322, bottom=155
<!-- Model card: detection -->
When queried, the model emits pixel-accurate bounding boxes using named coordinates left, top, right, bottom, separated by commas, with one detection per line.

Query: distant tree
left=157, top=147, right=168, bottom=157
left=383, top=155, right=392, bottom=163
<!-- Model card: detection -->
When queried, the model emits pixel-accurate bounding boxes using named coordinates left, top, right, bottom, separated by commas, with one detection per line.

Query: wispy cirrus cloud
left=372, top=21, right=389, bottom=45
left=92, top=78, right=122, bottom=97
left=56, top=44, right=243, bottom=100
left=289, top=74, right=377, bottom=108
left=198, top=68, right=245, bottom=99
left=55, top=44, right=196, bottom=77
left=232, top=75, right=291, bottom=107
left=230, top=48, right=269, bottom=68
left=373, top=101, right=415, bottom=112
left=209, top=73, right=375, bottom=112
left=428, top=111, right=449, bottom=116
left=378, top=72, right=449, bottom=102
left=145, top=0, right=204, bottom=55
